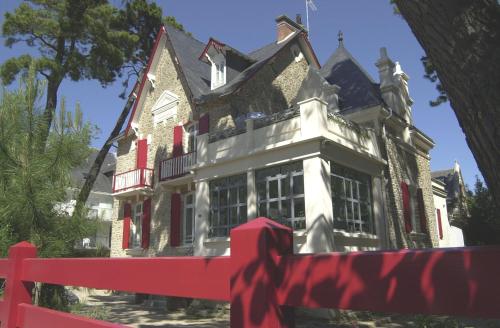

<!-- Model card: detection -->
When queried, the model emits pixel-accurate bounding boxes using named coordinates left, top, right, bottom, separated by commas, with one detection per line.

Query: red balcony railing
left=159, top=152, right=196, bottom=181
left=112, top=168, right=154, bottom=193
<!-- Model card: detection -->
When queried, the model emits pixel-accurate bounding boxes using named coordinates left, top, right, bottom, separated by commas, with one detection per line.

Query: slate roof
left=431, top=169, right=461, bottom=200
left=164, top=24, right=301, bottom=104
left=320, top=45, right=384, bottom=112
left=71, top=151, right=116, bottom=194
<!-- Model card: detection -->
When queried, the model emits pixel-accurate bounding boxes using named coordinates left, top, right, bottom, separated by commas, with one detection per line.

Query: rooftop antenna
left=305, top=0, right=317, bottom=35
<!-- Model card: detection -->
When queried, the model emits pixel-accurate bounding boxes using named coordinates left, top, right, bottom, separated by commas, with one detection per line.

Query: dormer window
left=199, top=38, right=228, bottom=90
left=210, top=54, right=226, bottom=90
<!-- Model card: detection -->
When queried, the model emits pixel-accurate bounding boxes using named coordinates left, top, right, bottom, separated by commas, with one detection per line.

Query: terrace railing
left=159, top=152, right=196, bottom=181
left=0, top=218, right=499, bottom=327
left=112, top=168, right=154, bottom=193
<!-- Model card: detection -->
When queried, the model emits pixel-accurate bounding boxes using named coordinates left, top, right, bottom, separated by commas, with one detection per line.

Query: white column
left=372, top=175, right=388, bottom=249
left=303, top=156, right=334, bottom=253
left=247, top=169, right=257, bottom=220
left=298, top=97, right=328, bottom=139
left=194, top=180, right=209, bottom=256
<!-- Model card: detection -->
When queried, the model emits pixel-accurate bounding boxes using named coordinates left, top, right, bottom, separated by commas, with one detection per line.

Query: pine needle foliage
left=0, top=65, right=95, bottom=258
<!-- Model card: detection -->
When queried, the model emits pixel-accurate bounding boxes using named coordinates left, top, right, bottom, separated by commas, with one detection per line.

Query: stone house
left=109, top=15, right=439, bottom=258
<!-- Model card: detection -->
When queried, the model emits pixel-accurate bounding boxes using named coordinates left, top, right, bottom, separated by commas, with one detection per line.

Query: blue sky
left=0, top=0, right=482, bottom=188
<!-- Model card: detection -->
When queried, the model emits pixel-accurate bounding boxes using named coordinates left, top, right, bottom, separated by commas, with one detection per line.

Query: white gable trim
left=151, top=90, right=179, bottom=126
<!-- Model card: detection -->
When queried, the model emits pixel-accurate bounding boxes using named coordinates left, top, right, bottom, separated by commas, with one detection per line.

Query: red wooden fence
left=0, top=217, right=499, bottom=327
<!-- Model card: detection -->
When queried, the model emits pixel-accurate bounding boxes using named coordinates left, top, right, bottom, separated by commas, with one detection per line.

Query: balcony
left=193, top=98, right=383, bottom=179
left=159, top=152, right=196, bottom=181
left=112, top=168, right=154, bottom=196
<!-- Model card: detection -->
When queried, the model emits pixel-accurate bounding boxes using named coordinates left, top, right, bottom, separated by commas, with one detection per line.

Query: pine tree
left=0, top=65, right=94, bottom=257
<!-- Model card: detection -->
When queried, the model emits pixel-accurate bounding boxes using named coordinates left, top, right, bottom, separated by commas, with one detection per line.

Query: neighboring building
left=59, top=151, right=116, bottom=249
left=431, top=161, right=469, bottom=225
left=110, top=15, right=439, bottom=259
left=431, top=178, right=465, bottom=247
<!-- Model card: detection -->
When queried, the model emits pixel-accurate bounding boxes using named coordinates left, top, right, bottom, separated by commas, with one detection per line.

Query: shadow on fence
left=0, top=217, right=499, bottom=327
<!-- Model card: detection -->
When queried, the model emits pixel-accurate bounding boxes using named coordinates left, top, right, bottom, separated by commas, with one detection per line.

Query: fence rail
left=159, top=152, right=196, bottom=181
left=0, top=218, right=499, bottom=327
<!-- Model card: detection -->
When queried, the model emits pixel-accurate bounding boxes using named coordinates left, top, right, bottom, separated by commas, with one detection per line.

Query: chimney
left=276, top=15, right=303, bottom=43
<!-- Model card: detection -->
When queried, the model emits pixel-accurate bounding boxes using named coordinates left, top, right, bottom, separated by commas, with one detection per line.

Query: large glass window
left=256, top=162, right=305, bottom=230
left=130, top=202, right=143, bottom=248
left=331, top=163, right=374, bottom=234
left=209, top=174, right=247, bottom=237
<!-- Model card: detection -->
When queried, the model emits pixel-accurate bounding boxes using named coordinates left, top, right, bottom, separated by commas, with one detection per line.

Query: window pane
left=281, top=199, right=291, bottom=219
left=257, top=181, right=266, bottom=201
left=359, top=183, right=369, bottom=202
left=186, top=194, right=193, bottom=205
left=239, top=206, right=247, bottom=224
left=220, top=209, right=228, bottom=226
left=293, top=219, right=306, bottom=230
left=281, top=178, right=290, bottom=197
left=230, top=207, right=238, bottom=225
left=258, top=202, right=267, bottom=217
left=220, top=189, right=228, bottom=207
left=353, top=182, right=359, bottom=200
left=269, top=180, right=279, bottom=199
left=332, top=177, right=344, bottom=198
left=293, top=198, right=305, bottom=218
left=229, top=187, right=238, bottom=205
left=269, top=201, right=279, bottom=220
left=239, top=185, right=247, bottom=204
left=293, top=175, right=304, bottom=195
left=345, top=180, right=352, bottom=199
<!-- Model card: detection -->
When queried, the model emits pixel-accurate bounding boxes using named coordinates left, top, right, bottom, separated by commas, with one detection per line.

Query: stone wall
left=383, top=137, right=437, bottom=249
left=110, top=41, right=195, bottom=258
left=200, top=40, right=310, bottom=133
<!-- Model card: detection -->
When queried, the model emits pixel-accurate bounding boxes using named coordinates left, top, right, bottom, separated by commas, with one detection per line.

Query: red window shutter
left=141, top=198, right=152, bottom=249
left=401, top=181, right=412, bottom=233
left=417, top=188, right=427, bottom=233
left=437, top=209, right=444, bottom=240
left=136, top=139, right=148, bottom=169
left=122, top=203, right=132, bottom=249
left=173, top=125, right=183, bottom=157
left=199, top=114, right=209, bottom=135
left=170, top=193, right=181, bottom=247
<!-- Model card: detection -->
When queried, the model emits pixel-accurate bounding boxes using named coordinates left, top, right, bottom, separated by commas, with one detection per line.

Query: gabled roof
left=125, top=18, right=321, bottom=134
left=320, top=45, right=383, bottom=112
left=71, top=151, right=116, bottom=194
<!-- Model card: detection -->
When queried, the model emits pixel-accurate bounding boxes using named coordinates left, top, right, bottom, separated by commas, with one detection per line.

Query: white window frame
left=331, top=164, right=374, bottom=234
left=184, top=123, right=198, bottom=154
left=183, top=192, right=195, bottom=245
left=151, top=90, right=179, bottom=126
left=209, top=53, right=226, bottom=90
left=256, top=162, right=305, bottom=230
left=130, top=202, right=143, bottom=248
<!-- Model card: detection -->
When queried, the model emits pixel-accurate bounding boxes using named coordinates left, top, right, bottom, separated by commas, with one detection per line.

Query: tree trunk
left=72, top=83, right=138, bottom=219
left=39, top=77, right=62, bottom=151
left=394, top=0, right=500, bottom=204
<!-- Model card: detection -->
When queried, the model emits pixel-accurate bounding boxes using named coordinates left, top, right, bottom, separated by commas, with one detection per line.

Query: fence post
left=230, top=217, right=294, bottom=328
left=2, top=241, right=37, bottom=328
